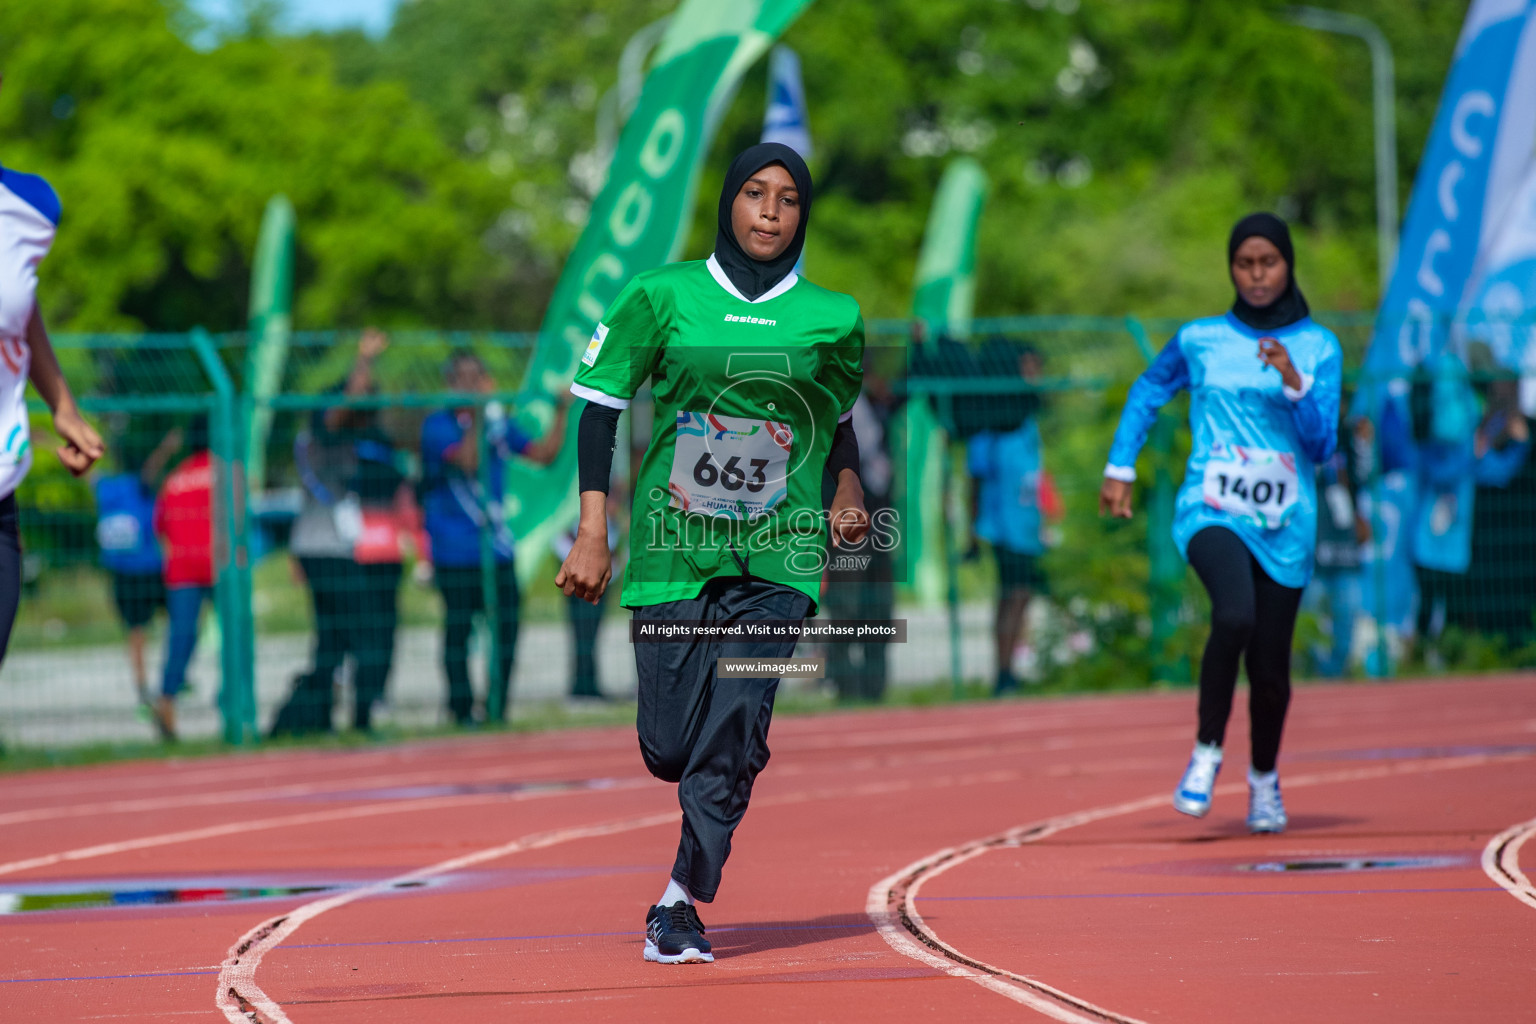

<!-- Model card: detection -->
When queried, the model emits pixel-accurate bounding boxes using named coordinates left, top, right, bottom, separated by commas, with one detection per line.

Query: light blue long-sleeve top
left=1106, top=313, right=1343, bottom=588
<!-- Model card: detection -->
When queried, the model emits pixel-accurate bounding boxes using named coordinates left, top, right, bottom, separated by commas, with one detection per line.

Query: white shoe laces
left=1182, top=746, right=1221, bottom=794
left=1249, top=772, right=1283, bottom=818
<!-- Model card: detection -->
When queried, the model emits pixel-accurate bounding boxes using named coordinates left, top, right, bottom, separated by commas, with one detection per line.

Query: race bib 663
left=669, top=411, right=791, bottom=521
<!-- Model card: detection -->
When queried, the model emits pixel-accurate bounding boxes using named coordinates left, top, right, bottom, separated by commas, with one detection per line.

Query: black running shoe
left=644, top=902, right=713, bottom=964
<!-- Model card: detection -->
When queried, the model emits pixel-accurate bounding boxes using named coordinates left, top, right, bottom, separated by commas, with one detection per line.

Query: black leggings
left=1186, top=527, right=1304, bottom=774
left=0, top=496, right=20, bottom=664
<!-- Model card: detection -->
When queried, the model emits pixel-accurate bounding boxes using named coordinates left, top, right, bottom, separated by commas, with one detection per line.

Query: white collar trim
left=706, top=254, right=799, bottom=304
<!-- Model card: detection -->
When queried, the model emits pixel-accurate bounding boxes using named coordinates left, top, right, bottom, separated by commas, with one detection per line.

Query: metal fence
left=3, top=315, right=1532, bottom=750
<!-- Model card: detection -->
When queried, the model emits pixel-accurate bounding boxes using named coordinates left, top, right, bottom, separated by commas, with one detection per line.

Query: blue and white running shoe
left=1172, top=742, right=1223, bottom=817
left=1246, top=767, right=1288, bottom=833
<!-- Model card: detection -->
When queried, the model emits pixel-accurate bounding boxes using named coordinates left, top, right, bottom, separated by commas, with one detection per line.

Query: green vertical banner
left=506, top=0, right=816, bottom=581
left=244, top=195, right=296, bottom=494
left=912, top=158, right=987, bottom=339
left=907, top=158, right=988, bottom=605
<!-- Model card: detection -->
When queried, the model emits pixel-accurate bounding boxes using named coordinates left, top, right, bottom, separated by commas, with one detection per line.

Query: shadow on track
left=708, top=913, right=876, bottom=958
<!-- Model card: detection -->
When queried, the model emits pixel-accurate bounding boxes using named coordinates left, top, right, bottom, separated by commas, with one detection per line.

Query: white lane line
left=870, top=751, right=1532, bottom=1022
left=1482, top=816, right=1536, bottom=911
left=0, top=759, right=644, bottom=828
left=0, top=714, right=1191, bottom=835
left=215, top=810, right=679, bottom=1024
left=2, top=752, right=408, bottom=801
left=0, top=779, right=649, bottom=879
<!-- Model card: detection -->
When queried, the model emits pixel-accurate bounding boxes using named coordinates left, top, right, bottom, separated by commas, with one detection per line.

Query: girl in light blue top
left=1100, top=213, right=1342, bottom=834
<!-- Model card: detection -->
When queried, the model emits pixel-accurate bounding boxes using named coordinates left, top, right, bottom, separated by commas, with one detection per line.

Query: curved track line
left=870, top=752, right=1530, bottom=1021
left=1481, top=816, right=1536, bottom=911
left=210, top=767, right=1036, bottom=1024
left=215, top=810, right=679, bottom=1024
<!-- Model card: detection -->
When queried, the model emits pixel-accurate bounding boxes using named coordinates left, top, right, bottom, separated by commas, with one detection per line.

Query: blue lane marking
left=1, top=969, right=217, bottom=985
left=1, top=923, right=882, bottom=983
left=922, top=887, right=1501, bottom=901
left=1298, top=744, right=1536, bottom=762
left=279, top=921, right=870, bottom=952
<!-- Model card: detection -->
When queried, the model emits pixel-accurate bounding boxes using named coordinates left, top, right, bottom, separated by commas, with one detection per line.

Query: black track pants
left=1185, top=526, right=1304, bottom=774
left=271, top=556, right=355, bottom=736
left=436, top=560, right=520, bottom=723
left=633, top=577, right=812, bottom=903
left=352, top=561, right=402, bottom=729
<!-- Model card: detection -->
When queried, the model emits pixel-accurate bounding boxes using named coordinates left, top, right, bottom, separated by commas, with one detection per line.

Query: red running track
left=1, top=675, right=1533, bottom=1023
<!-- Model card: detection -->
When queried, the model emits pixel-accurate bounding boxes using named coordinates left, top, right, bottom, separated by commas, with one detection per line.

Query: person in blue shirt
left=421, top=350, right=566, bottom=725
left=94, top=427, right=182, bottom=710
left=1100, top=213, right=1342, bottom=834
left=968, top=345, right=1048, bottom=694
left=1308, top=409, right=1370, bottom=678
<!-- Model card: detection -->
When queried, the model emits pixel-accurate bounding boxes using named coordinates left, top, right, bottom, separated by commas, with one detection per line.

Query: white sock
left=658, top=878, right=693, bottom=907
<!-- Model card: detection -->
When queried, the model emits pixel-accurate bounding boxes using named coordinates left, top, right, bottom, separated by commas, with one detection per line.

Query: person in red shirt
left=152, top=417, right=214, bottom=741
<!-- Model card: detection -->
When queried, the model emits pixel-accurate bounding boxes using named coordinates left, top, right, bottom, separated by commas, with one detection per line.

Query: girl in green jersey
left=557, top=143, right=869, bottom=964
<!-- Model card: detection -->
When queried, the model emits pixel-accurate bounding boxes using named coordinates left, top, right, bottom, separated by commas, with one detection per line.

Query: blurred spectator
left=152, top=416, right=214, bottom=741
left=823, top=367, right=899, bottom=703
left=347, top=396, right=420, bottom=731
left=1308, top=410, right=1369, bottom=677
left=1395, top=370, right=1531, bottom=661
left=553, top=501, right=619, bottom=701
left=95, top=427, right=181, bottom=711
left=421, top=350, right=566, bottom=725
left=967, top=346, right=1055, bottom=695
left=272, top=329, right=416, bottom=735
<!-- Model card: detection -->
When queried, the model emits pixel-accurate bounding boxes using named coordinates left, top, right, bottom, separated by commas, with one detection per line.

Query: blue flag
left=761, top=44, right=812, bottom=275
left=761, top=45, right=812, bottom=159
left=1354, top=1, right=1536, bottom=625
left=1367, top=1, right=1536, bottom=376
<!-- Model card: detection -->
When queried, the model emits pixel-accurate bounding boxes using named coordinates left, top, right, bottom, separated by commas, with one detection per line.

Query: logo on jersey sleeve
left=582, top=323, right=610, bottom=367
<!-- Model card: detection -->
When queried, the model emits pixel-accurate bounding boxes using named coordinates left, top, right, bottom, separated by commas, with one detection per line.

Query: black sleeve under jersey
left=577, top=401, right=622, bottom=494
left=825, top=417, right=860, bottom=484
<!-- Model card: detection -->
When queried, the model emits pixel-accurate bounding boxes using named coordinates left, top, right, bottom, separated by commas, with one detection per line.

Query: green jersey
left=572, top=256, right=864, bottom=608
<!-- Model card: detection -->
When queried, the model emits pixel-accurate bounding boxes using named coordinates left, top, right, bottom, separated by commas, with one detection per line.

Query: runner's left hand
left=556, top=529, right=612, bottom=604
left=829, top=471, right=869, bottom=548
left=1257, top=337, right=1303, bottom=391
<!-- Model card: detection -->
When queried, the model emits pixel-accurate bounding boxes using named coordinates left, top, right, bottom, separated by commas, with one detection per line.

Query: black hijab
left=1228, top=212, right=1310, bottom=331
left=713, top=142, right=813, bottom=301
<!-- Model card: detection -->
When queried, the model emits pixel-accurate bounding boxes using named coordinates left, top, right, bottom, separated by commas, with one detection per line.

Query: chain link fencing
left=3, top=315, right=1531, bottom=750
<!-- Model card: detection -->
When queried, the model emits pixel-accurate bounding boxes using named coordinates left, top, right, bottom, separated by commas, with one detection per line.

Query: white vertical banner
left=761, top=45, right=812, bottom=159
left=1460, top=159, right=1536, bottom=397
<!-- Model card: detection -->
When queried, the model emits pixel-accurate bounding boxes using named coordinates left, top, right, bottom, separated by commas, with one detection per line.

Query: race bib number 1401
left=1201, top=444, right=1299, bottom=531
left=669, top=411, right=792, bottom=521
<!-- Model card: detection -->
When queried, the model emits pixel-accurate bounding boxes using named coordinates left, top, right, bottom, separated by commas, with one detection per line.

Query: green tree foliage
left=1, top=0, right=509, bottom=331
left=735, top=0, right=1465, bottom=319
left=2, top=0, right=1474, bottom=330
left=334, top=0, right=1468, bottom=325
